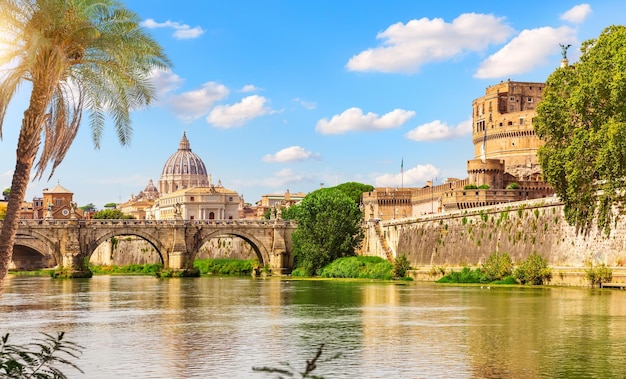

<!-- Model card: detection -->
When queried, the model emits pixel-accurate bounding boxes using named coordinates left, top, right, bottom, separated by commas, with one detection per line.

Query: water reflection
left=2, top=276, right=626, bottom=378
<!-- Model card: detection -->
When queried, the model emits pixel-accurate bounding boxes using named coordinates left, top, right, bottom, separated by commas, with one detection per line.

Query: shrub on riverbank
left=585, top=262, right=612, bottom=287
left=318, top=256, right=393, bottom=280
left=437, top=267, right=486, bottom=283
left=90, top=263, right=163, bottom=275
left=194, top=258, right=257, bottom=276
left=482, top=252, right=513, bottom=282
left=514, top=253, right=552, bottom=285
left=437, top=252, right=552, bottom=285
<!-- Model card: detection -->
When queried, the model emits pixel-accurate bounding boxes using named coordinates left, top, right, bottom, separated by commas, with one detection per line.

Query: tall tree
left=535, top=25, right=626, bottom=235
left=0, top=0, right=170, bottom=290
left=291, top=188, right=364, bottom=275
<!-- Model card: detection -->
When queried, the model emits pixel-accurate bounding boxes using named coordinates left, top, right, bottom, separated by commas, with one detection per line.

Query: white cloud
left=241, top=84, right=259, bottom=93
left=293, top=98, right=317, bottom=110
left=375, top=164, right=439, bottom=187
left=560, top=4, right=592, bottom=24
left=263, top=146, right=319, bottom=163
left=474, top=26, right=576, bottom=79
left=405, top=118, right=472, bottom=142
left=206, top=95, right=274, bottom=128
left=168, top=82, right=229, bottom=122
left=141, top=18, right=204, bottom=39
left=346, top=13, right=514, bottom=73
left=316, top=107, right=415, bottom=135
left=149, top=69, right=183, bottom=101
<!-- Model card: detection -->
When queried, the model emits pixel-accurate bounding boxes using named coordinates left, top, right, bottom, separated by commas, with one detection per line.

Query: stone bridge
left=6, top=218, right=297, bottom=277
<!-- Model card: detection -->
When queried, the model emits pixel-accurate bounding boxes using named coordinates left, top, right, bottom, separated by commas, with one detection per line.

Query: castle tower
left=471, top=80, right=545, bottom=180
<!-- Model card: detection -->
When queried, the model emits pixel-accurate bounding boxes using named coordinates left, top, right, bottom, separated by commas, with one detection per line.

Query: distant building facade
left=363, top=80, right=554, bottom=220
left=18, top=183, right=83, bottom=220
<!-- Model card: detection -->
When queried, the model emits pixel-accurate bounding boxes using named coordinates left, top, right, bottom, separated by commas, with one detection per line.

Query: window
left=190, top=196, right=194, bottom=201
left=519, top=118, right=525, bottom=126
left=510, top=96, right=515, bottom=101
left=527, top=97, right=533, bottom=102
left=229, top=196, right=233, bottom=202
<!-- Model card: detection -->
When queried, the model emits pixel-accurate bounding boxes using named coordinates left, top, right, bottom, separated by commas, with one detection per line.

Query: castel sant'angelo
left=362, top=78, right=555, bottom=221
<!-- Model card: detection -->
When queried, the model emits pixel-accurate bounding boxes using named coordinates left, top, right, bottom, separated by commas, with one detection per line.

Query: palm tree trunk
left=0, top=105, right=46, bottom=294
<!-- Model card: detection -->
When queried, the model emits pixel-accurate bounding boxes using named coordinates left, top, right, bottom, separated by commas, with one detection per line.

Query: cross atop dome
left=179, top=131, right=191, bottom=151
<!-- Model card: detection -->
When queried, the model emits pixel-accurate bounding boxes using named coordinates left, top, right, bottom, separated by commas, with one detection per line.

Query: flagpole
left=401, top=157, right=404, bottom=189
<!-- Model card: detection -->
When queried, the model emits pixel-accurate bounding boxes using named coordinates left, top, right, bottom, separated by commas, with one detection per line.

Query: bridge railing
left=6, top=218, right=297, bottom=227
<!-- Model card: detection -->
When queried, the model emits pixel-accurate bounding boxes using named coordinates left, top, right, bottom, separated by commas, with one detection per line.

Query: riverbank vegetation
left=284, top=185, right=366, bottom=276
left=89, top=263, right=163, bottom=275
left=194, top=258, right=257, bottom=276
left=437, top=252, right=552, bottom=285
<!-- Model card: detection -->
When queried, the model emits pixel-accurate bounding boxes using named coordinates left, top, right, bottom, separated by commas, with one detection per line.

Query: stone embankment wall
left=363, top=197, right=626, bottom=272
left=90, top=236, right=256, bottom=266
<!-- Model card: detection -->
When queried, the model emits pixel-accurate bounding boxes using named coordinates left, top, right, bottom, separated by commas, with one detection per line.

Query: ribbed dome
left=159, top=132, right=209, bottom=194
left=161, top=132, right=208, bottom=176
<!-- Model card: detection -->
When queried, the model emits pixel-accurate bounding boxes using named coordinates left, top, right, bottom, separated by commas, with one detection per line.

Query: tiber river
left=1, top=275, right=626, bottom=379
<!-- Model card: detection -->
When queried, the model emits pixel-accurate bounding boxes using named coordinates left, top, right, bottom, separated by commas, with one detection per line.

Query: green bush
left=506, top=183, right=520, bottom=189
left=90, top=263, right=163, bottom=275
left=585, top=262, right=613, bottom=287
left=194, top=259, right=257, bottom=276
left=319, top=256, right=393, bottom=280
left=436, top=267, right=485, bottom=283
left=491, top=276, right=518, bottom=285
left=464, top=184, right=478, bottom=189
left=478, top=184, right=491, bottom=189
left=514, top=253, right=552, bottom=285
left=290, top=267, right=308, bottom=277
left=482, top=252, right=513, bottom=282
left=392, top=254, right=411, bottom=279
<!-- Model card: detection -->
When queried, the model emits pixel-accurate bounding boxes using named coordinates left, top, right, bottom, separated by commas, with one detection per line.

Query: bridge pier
left=53, top=237, right=93, bottom=279
left=163, top=251, right=199, bottom=277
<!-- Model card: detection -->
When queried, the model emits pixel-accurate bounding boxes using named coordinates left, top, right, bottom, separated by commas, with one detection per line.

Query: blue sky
left=1, top=1, right=624, bottom=209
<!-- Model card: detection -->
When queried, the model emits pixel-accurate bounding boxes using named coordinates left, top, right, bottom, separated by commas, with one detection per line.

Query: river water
left=1, top=275, right=626, bottom=379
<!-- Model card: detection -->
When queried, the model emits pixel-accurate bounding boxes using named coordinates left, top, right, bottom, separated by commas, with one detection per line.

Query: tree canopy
left=290, top=187, right=364, bottom=275
left=92, top=209, right=134, bottom=219
left=535, top=25, right=626, bottom=234
left=333, top=182, right=374, bottom=204
left=79, top=203, right=97, bottom=212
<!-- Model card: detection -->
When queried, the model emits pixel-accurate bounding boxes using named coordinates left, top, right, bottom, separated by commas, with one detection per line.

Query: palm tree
left=0, top=0, right=170, bottom=291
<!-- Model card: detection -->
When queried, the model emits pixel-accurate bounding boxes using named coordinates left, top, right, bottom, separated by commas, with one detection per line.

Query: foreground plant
left=0, top=332, right=83, bottom=378
left=253, top=344, right=341, bottom=379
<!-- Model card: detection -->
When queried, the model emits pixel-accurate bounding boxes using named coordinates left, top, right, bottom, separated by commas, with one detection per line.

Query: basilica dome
left=158, top=132, right=209, bottom=194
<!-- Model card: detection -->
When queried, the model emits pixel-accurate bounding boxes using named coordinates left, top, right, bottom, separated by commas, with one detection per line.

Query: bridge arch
left=88, top=229, right=168, bottom=266
left=13, top=230, right=60, bottom=270
left=191, top=230, right=271, bottom=266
